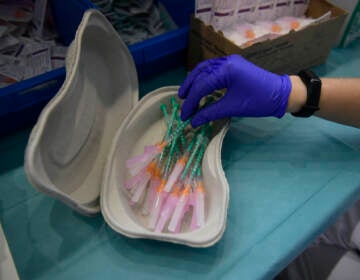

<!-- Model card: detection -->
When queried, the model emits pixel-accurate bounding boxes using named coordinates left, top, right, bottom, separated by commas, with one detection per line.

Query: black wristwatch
left=291, top=70, right=322, bottom=118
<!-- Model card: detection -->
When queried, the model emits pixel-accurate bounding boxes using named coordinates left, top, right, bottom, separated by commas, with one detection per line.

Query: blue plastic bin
left=0, top=0, right=95, bottom=136
left=0, top=0, right=194, bottom=136
left=128, top=0, right=194, bottom=78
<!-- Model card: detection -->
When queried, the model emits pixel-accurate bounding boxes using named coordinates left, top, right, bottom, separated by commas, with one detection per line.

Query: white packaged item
left=0, top=63, right=23, bottom=82
left=16, top=37, right=47, bottom=57
left=0, top=21, right=17, bottom=35
left=235, top=0, right=257, bottom=23
left=275, top=16, right=316, bottom=33
left=0, top=35, right=20, bottom=52
left=256, top=17, right=316, bottom=36
left=31, top=0, right=48, bottom=39
left=23, top=48, right=52, bottom=79
left=210, top=0, right=237, bottom=31
left=25, top=9, right=230, bottom=247
left=0, top=26, right=8, bottom=38
left=275, top=16, right=301, bottom=33
left=15, top=24, right=29, bottom=37
left=195, top=0, right=212, bottom=25
left=274, top=0, right=292, bottom=18
left=291, top=0, right=310, bottom=17
left=50, top=58, right=65, bottom=69
left=222, top=22, right=255, bottom=47
left=255, top=20, right=286, bottom=38
left=255, top=0, right=277, bottom=21
left=312, top=11, right=332, bottom=24
left=0, top=74, right=16, bottom=88
left=223, top=21, right=269, bottom=48
left=0, top=4, right=32, bottom=23
left=50, top=45, right=67, bottom=69
left=0, top=54, right=20, bottom=66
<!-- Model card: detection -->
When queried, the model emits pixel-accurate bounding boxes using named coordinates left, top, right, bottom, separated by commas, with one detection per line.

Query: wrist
left=287, top=75, right=307, bottom=113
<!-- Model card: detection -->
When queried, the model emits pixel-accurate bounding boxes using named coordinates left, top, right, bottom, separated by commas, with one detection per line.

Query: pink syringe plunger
left=163, top=156, right=187, bottom=192
left=189, top=192, right=199, bottom=231
left=168, top=184, right=191, bottom=232
left=148, top=180, right=168, bottom=229
left=195, top=182, right=206, bottom=228
left=155, top=185, right=180, bottom=233
left=126, top=142, right=166, bottom=176
left=130, top=171, right=151, bottom=204
left=124, top=166, right=147, bottom=190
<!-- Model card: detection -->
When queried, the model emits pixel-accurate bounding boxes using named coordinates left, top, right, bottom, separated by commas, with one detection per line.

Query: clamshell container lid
left=25, top=9, right=230, bottom=247
left=25, top=10, right=138, bottom=215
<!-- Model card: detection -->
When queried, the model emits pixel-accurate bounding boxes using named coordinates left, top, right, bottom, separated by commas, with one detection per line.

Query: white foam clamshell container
left=25, top=10, right=230, bottom=247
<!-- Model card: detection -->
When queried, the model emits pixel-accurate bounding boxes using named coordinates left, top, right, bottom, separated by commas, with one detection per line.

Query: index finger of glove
left=180, top=68, right=226, bottom=121
left=178, top=57, right=225, bottom=99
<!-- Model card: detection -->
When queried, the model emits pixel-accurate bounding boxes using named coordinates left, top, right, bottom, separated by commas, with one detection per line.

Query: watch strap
left=291, top=70, right=321, bottom=118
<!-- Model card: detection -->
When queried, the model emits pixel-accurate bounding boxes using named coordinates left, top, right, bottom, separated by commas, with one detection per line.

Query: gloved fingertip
left=191, top=114, right=207, bottom=128
left=178, top=85, right=186, bottom=99
left=180, top=108, right=189, bottom=122
left=190, top=119, right=201, bottom=128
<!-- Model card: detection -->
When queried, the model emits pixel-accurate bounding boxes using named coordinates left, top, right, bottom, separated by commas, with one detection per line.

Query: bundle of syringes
left=124, top=97, right=212, bottom=233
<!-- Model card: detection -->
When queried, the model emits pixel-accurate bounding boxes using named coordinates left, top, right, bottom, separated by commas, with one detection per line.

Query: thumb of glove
left=192, top=98, right=231, bottom=127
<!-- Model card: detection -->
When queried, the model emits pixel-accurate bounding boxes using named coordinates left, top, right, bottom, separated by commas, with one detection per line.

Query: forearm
left=287, top=76, right=360, bottom=128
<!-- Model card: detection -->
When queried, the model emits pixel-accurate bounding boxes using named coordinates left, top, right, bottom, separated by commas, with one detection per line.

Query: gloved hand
left=178, top=54, right=292, bottom=127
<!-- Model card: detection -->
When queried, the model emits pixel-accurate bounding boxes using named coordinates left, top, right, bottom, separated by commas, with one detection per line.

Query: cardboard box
left=329, top=0, right=360, bottom=47
left=188, top=0, right=348, bottom=74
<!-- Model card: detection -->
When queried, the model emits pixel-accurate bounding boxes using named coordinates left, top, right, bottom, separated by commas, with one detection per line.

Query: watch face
left=311, top=79, right=322, bottom=93
left=310, top=78, right=321, bottom=85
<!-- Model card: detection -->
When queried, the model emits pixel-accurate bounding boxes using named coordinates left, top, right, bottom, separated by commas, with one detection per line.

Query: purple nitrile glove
left=178, top=55, right=292, bottom=127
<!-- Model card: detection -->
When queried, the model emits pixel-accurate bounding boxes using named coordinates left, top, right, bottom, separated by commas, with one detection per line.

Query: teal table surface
left=1, top=40, right=360, bottom=280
